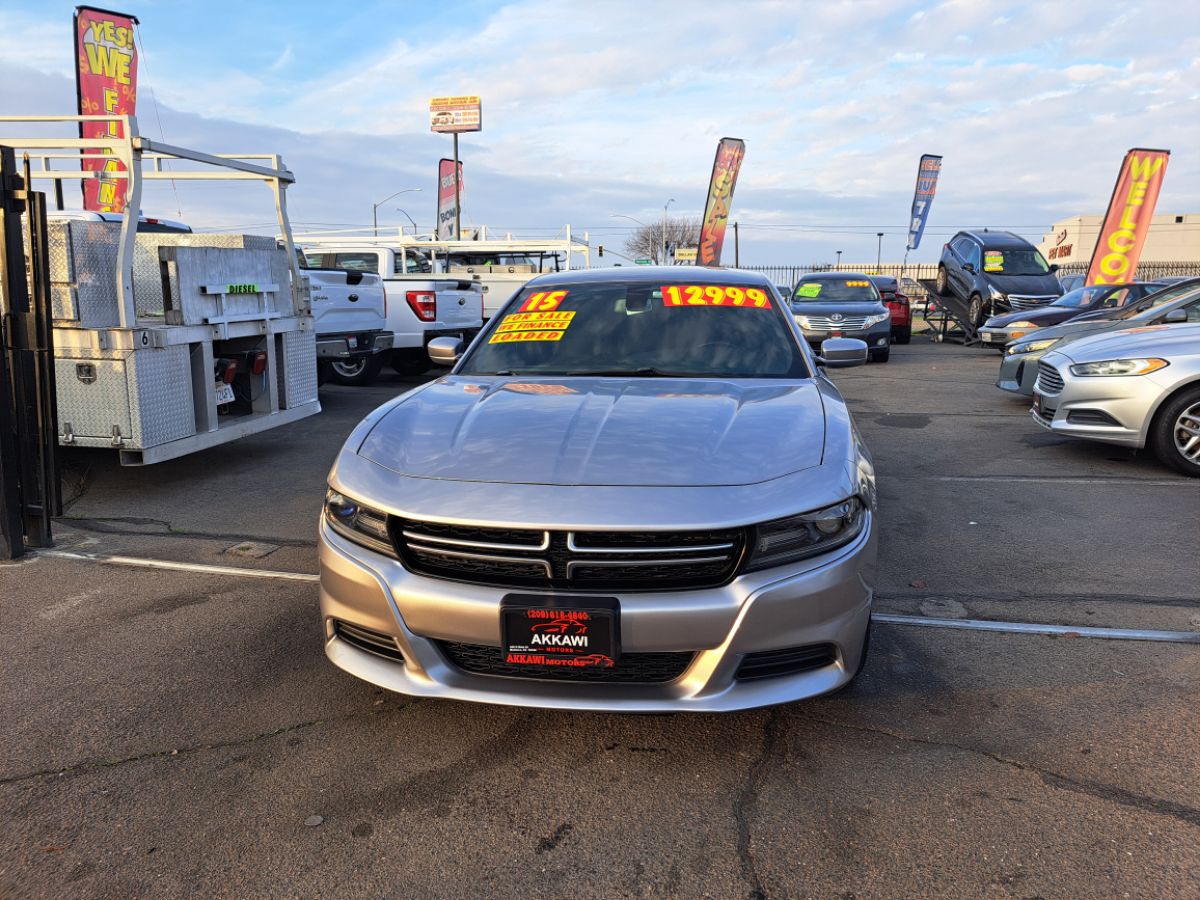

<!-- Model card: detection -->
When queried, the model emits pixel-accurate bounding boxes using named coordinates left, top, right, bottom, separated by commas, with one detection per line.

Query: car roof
left=796, top=271, right=874, bottom=281
left=525, top=266, right=775, bottom=287
left=958, top=230, right=1032, bottom=248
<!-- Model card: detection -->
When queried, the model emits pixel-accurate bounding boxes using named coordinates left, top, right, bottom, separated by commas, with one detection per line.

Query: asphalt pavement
left=2, top=337, right=1197, bottom=898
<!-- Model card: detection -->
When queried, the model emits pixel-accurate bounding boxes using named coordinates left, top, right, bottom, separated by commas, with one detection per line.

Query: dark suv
left=936, top=230, right=1062, bottom=326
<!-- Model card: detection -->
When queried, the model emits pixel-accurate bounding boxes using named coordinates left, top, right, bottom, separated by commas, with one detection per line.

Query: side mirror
left=816, top=338, right=869, bottom=368
left=1049, top=263, right=1060, bottom=273
left=963, top=263, right=976, bottom=274
left=1162, top=307, right=1188, bottom=324
left=427, top=336, right=463, bottom=366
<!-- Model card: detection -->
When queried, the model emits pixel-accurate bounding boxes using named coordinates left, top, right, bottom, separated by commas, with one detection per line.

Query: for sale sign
left=429, top=96, right=482, bottom=133
left=74, top=7, right=139, bottom=212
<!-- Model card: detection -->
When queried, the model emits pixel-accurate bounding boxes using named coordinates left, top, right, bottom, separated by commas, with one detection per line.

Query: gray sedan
left=319, top=268, right=879, bottom=711
left=1032, top=322, right=1200, bottom=476
left=998, top=280, right=1200, bottom=396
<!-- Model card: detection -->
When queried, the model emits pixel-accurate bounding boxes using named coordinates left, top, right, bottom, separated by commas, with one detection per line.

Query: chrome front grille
left=796, top=315, right=871, bottom=330
left=1008, top=295, right=1057, bottom=311
left=1036, top=361, right=1065, bottom=394
left=395, top=520, right=746, bottom=591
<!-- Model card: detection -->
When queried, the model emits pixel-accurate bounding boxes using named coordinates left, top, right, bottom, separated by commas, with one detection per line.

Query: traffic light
left=598, top=245, right=604, bottom=257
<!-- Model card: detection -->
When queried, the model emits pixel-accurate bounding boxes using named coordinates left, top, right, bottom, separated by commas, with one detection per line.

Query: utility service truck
left=1, top=113, right=323, bottom=465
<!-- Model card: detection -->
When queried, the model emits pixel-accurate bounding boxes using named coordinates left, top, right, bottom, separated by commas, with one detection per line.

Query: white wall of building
left=1039, top=214, right=1200, bottom=265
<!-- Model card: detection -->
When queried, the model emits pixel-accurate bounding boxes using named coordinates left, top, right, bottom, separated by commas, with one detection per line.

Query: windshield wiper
left=565, top=367, right=704, bottom=377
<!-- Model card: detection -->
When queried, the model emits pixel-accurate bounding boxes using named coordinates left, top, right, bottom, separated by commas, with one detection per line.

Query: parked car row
left=987, top=277, right=1200, bottom=477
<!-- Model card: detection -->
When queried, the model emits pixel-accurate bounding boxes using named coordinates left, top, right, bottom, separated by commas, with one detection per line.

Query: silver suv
left=318, top=268, right=878, bottom=711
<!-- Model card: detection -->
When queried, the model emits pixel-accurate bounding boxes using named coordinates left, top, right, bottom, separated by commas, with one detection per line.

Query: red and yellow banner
left=74, top=7, right=138, bottom=213
left=1086, top=148, right=1170, bottom=285
left=697, top=138, right=745, bottom=267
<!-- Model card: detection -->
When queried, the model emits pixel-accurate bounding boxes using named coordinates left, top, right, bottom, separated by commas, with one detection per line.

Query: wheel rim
left=970, top=297, right=981, bottom=321
left=1173, top=401, right=1200, bottom=463
left=331, top=359, right=366, bottom=378
left=937, top=270, right=946, bottom=290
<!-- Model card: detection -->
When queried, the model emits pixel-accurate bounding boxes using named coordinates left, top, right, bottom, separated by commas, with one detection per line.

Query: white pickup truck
left=305, top=267, right=394, bottom=385
left=303, top=247, right=483, bottom=374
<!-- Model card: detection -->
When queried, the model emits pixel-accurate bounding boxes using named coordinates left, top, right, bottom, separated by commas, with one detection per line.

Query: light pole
left=662, top=198, right=675, bottom=265
left=836, top=250, right=842, bottom=270
left=610, top=213, right=648, bottom=260
left=395, top=207, right=418, bottom=235
left=876, top=232, right=884, bottom=270
left=373, top=188, right=421, bottom=237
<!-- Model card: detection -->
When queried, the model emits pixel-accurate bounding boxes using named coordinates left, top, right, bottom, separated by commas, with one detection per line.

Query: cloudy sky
left=1, top=0, right=1197, bottom=265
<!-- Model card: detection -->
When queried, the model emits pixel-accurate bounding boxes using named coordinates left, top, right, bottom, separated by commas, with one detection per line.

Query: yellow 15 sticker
left=661, top=285, right=771, bottom=308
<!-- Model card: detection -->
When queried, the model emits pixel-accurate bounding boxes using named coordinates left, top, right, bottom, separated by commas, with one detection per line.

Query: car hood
left=357, top=376, right=827, bottom=487
left=983, top=272, right=1063, bottom=297
left=986, top=306, right=1076, bottom=327
left=790, top=301, right=888, bottom=317
left=1051, top=322, right=1200, bottom=363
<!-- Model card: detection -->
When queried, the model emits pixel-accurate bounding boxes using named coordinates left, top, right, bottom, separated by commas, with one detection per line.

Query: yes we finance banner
left=74, top=6, right=139, bottom=213
left=1086, top=149, right=1170, bottom=284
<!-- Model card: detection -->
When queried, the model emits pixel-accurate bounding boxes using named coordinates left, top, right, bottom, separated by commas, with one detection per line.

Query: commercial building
left=1038, top=213, right=1199, bottom=265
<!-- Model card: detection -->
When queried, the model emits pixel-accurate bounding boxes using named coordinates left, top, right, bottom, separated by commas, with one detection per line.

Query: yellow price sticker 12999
left=661, top=285, right=771, bottom=308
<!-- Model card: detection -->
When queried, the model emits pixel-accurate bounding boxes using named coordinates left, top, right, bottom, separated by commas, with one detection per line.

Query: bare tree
left=623, top=217, right=701, bottom=264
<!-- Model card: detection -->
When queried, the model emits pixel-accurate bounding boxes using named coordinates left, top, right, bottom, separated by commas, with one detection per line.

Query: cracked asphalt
left=2, top=339, right=1198, bottom=898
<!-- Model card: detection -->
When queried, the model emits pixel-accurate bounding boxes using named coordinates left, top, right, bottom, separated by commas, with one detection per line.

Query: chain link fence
left=742, top=261, right=1200, bottom=300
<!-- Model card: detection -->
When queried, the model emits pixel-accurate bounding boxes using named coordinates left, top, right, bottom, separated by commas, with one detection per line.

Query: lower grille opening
left=737, top=643, right=838, bottom=681
left=334, top=620, right=405, bottom=662
left=1067, top=409, right=1121, bottom=427
left=438, top=641, right=694, bottom=683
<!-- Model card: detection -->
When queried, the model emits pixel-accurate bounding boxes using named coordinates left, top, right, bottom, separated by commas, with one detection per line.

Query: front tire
left=968, top=293, right=985, bottom=327
left=935, top=266, right=951, bottom=296
left=329, top=354, right=385, bottom=386
left=870, top=347, right=890, bottom=363
left=1149, top=387, right=1200, bottom=477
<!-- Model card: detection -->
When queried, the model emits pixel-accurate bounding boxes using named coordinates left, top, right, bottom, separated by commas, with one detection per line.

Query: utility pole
left=453, top=133, right=461, bottom=239
left=836, top=250, right=842, bottom=270
left=662, top=198, right=675, bottom=265
left=876, top=233, right=884, bottom=270
left=733, top=221, right=739, bottom=267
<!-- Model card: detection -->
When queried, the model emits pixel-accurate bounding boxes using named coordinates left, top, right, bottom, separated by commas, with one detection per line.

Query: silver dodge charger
left=319, top=267, right=878, bottom=712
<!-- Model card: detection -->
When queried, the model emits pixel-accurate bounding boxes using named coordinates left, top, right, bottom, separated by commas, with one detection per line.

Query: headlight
left=324, top=489, right=395, bottom=555
left=743, top=497, right=866, bottom=573
left=1069, top=358, right=1169, bottom=377
left=1006, top=321, right=1037, bottom=329
left=863, top=312, right=891, bottom=326
left=1006, top=338, right=1059, bottom=356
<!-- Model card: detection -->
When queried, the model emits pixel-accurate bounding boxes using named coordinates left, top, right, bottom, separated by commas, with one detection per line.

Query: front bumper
left=1030, top=369, right=1156, bottom=448
left=316, top=330, right=394, bottom=359
left=318, top=513, right=876, bottom=712
left=799, top=323, right=891, bottom=350
left=996, top=349, right=1046, bottom=396
left=978, top=324, right=1037, bottom=348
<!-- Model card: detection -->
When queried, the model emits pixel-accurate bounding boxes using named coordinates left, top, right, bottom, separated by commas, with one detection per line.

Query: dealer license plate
left=214, top=382, right=236, bottom=405
left=1033, top=391, right=1044, bottom=415
left=501, top=594, right=619, bottom=669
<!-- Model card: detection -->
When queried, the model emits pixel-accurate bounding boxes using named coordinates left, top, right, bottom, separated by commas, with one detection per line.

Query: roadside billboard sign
left=74, top=6, right=139, bottom=212
left=906, top=154, right=942, bottom=251
left=1086, top=148, right=1170, bottom=285
left=429, top=96, right=482, bottom=133
left=436, top=158, right=464, bottom=240
left=697, top=138, right=746, bottom=266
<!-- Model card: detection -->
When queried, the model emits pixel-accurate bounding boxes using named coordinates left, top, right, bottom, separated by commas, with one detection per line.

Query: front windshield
left=1124, top=284, right=1200, bottom=320
left=792, top=278, right=880, bottom=303
left=981, top=248, right=1050, bottom=276
left=459, top=281, right=809, bottom=378
left=1051, top=286, right=1119, bottom=309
